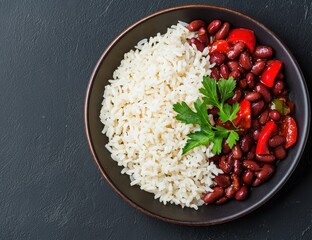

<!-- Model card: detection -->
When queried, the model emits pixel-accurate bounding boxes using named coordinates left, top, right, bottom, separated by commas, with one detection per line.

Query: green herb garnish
left=200, top=76, right=240, bottom=125
left=173, top=76, right=240, bottom=155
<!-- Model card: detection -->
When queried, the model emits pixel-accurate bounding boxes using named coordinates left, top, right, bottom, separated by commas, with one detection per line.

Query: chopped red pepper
left=233, top=99, right=251, bottom=129
left=280, top=116, right=297, bottom=149
left=256, top=121, right=277, bottom=155
left=227, top=28, right=256, bottom=52
left=260, top=60, right=282, bottom=87
left=210, top=40, right=230, bottom=54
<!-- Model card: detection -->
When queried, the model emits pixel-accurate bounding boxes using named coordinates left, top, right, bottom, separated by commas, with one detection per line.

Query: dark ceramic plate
left=84, top=5, right=310, bottom=225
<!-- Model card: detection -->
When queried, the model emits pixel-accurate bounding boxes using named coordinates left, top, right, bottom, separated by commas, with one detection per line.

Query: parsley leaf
left=182, top=127, right=214, bottom=154
left=173, top=99, right=211, bottom=126
left=217, top=77, right=236, bottom=102
left=193, top=99, right=211, bottom=127
left=200, top=76, right=239, bottom=124
left=211, top=136, right=223, bottom=154
left=227, top=130, right=240, bottom=148
left=200, top=76, right=220, bottom=107
left=211, top=126, right=239, bottom=153
left=218, top=102, right=240, bottom=123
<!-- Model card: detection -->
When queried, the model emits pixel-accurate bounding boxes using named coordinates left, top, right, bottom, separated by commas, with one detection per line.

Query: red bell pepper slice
left=227, top=28, right=256, bottom=52
left=256, top=121, right=277, bottom=155
left=260, top=60, right=283, bottom=88
left=233, top=99, right=251, bottom=129
left=280, top=116, right=297, bottom=149
left=210, top=40, right=230, bottom=54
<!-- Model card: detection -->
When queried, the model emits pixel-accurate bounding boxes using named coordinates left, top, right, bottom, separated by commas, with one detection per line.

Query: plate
left=84, top=5, right=310, bottom=225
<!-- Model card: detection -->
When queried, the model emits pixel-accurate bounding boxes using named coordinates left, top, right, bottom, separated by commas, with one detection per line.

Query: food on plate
left=100, top=19, right=297, bottom=209
left=181, top=19, right=297, bottom=204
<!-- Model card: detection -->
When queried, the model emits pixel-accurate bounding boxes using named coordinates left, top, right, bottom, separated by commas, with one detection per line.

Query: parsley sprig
left=173, top=76, right=240, bottom=155
left=200, top=76, right=240, bottom=125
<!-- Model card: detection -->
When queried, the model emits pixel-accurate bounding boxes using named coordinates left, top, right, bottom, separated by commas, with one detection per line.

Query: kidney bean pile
left=187, top=19, right=298, bottom=205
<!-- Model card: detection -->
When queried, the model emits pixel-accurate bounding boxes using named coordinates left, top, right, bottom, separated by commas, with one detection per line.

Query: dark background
left=1, top=0, right=311, bottom=239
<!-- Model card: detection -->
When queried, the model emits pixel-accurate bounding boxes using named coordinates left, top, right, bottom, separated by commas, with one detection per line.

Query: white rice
left=100, top=22, right=222, bottom=209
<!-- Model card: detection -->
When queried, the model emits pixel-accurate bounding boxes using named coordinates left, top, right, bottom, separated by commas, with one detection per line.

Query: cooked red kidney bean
left=225, top=185, right=237, bottom=199
left=238, top=79, right=247, bottom=89
left=246, top=146, right=256, bottom=159
left=245, top=92, right=261, bottom=102
left=255, top=83, right=272, bottom=103
left=224, top=176, right=241, bottom=198
left=228, top=61, right=244, bottom=73
left=242, top=170, right=254, bottom=185
left=209, top=154, right=221, bottom=162
left=252, top=178, right=262, bottom=187
left=246, top=72, right=256, bottom=88
left=251, top=100, right=265, bottom=116
left=251, top=60, right=266, bottom=75
left=229, top=69, right=241, bottom=80
left=214, top=174, right=231, bottom=188
left=256, top=164, right=275, bottom=181
left=259, top=109, right=269, bottom=125
left=269, top=110, right=281, bottom=121
left=235, top=185, right=248, bottom=200
left=281, top=89, right=289, bottom=97
left=232, top=174, right=241, bottom=191
left=237, top=65, right=245, bottom=73
left=198, top=27, right=209, bottom=45
left=208, top=106, right=219, bottom=117
left=253, top=129, right=261, bottom=141
left=189, top=38, right=205, bottom=52
left=251, top=145, right=256, bottom=153
left=232, top=144, right=243, bottom=159
left=219, top=155, right=234, bottom=173
left=220, top=64, right=230, bottom=79
left=252, top=118, right=261, bottom=129
left=288, top=101, right=295, bottom=115
left=207, top=19, right=222, bottom=34
left=215, top=22, right=230, bottom=40
left=237, top=130, right=247, bottom=138
left=268, top=135, right=285, bottom=147
left=222, top=140, right=231, bottom=154
left=227, top=88, right=242, bottom=104
left=254, top=46, right=273, bottom=58
left=243, top=160, right=261, bottom=171
left=210, top=67, right=220, bottom=80
left=188, top=20, right=206, bottom=31
left=210, top=52, right=226, bottom=66
left=219, top=120, right=234, bottom=129
left=256, top=154, right=276, bottom=163
left=274, top=146, right=287, bottom=159
left=215, top=196, right=228, bottom=205
left=276, top=72, right=284, bottom=81
left=239, top=51, right=252, bottom=70
left=227, top=42, right=245, bottom=60
left=234, top=159, right=243, bottom=175
left=241, top=134, right=253, bottom=152
left=227, top=61, right=240, bottom=71
left=203, top=187, right=224, bottom=204
left=270, top=109, right=282, bottom=121
left=272, top=80, right=285, bottom=96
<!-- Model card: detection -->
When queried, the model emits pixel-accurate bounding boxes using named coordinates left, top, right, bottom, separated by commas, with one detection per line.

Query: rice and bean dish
left=100, top=19, right=297, bottom=209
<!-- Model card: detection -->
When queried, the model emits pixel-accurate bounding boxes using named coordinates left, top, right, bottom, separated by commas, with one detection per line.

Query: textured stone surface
left=0, top=0, right=312, bottom=239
